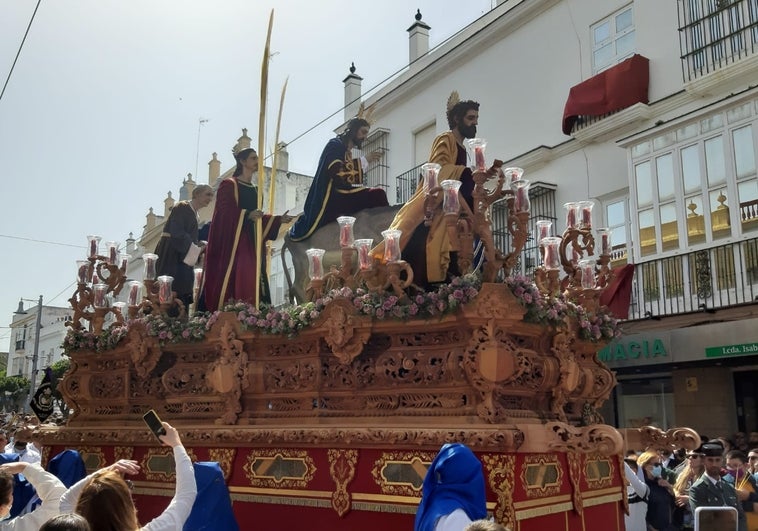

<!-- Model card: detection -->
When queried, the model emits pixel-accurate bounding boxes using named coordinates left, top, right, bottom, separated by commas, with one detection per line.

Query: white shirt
left=624, top=463, right=649, bottom=531
left=61, top=445, right=197, bottom=531
left=435, top=508, right=473, bottom=531
left=3, top=444, right=40, bottom=465
left=0, top=464, right=66, bottom=531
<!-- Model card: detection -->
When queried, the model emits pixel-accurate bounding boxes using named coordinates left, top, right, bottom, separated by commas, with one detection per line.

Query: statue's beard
left=459, top=124, right=477, bottom=139
left=351, top=134, right=364, bottom=148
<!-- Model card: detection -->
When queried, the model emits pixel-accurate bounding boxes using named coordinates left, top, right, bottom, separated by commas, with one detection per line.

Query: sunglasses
left=749, top=456, right=758, bottom=460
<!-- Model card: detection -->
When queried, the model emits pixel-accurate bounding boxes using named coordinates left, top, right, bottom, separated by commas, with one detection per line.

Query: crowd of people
left=0, top=419, right=195, bottom=531
left=624, top=431, right=758, bottom=531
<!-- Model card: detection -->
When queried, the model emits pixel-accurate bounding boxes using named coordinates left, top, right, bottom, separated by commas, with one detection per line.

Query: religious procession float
left=33, top=148, right=702, bottom=531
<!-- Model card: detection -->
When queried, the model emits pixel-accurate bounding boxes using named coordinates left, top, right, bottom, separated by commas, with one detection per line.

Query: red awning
left=562, top=54, right=649, bottom=135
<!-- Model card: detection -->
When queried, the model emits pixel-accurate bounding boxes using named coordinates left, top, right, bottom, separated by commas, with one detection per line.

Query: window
left=605, top=198, right=629, bottom=264
left=591, top=5, right=635, bottom=74
left=630, top=96, right=758, bottom=259
left=680, top=0, right=758, bottom=79
left=413, top=122, right=436, bottom=166
left=616, top=377, right=675, bottom=430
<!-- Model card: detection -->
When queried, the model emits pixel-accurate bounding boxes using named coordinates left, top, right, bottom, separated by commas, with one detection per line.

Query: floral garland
left=62, top=272, right=619, bottom=353
left=506, top=275, right=622, bottom=342
left=62, top=324, right=129, bottom=355
left=221, top=272, right=482, bottom=335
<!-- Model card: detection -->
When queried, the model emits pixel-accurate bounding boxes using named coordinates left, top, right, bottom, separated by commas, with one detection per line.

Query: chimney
left=180, top=173, right=196, bottom=201
left=164, top=191, right=175, bottom=216
left=125, top=232, right=135, bottom=254
left=343, top=62, right=362, bottom=121
left=208, top=152, right=221, bottom=186
left=145, top=207, right=157, bottom=231
left=233, top=128, right=252, bottom=154
left=276, top=142, right=289, bottom=172
left=407, top=9, right=431, bottom=66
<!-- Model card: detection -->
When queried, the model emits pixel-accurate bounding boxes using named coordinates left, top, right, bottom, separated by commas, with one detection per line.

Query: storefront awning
left=562, top=54, right=649, bottom=135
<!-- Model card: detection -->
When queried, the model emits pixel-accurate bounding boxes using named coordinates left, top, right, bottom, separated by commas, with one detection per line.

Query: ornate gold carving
left=162, top=365, right=211, bottom=395
left=520, top=454, right=563, bottom=498
left=371, top=451, right=434, bottom=496
left=328, top=449, right=358, bottom=517
left=546, top=422, right=624, bottom=456
left=483, top=454, right=516, bottom=530
left=76, top=447, right=106, bottom=473
left=618, top=454, right=629, bottom=517
left=206, top=318, right=249, bottom=424
left=125, top=322, right=162, bottom=379
left=90, top=373, right=125, bottom=399
left=114, top=446, right=134, bottom=462
left=208, top=448, right=237, bottom=480
left=37, top=426, right=526, bottom=452
left=566, top=451, right=583, bottom=515
left=141, top=447, right=198, bottom=481
left=40, top=445, right=51, bottom=469
left=318, top=299, right=370, bottom=364
left=634, top=426, right=701, bottom=452
left=244, top=449, right=316, bottom=489
left=584, top=453, right=614, bottom=490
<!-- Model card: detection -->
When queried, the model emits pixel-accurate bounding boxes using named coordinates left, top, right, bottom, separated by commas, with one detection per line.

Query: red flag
left=599, top=264, right=635, bottom=319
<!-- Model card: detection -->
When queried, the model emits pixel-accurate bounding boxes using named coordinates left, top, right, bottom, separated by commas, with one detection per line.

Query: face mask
left=651, top=465, right=662, bottom=478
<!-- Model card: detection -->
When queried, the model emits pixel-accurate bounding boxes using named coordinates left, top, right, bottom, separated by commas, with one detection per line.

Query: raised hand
left=366, top=150, right=383, bottom=164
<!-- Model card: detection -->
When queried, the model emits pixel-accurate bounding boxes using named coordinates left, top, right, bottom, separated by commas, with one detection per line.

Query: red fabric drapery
left=599, top=263, right=636, bottom=320
left=562, top=54, right=649, bottom=135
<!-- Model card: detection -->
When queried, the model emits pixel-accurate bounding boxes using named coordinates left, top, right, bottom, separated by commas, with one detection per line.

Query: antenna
left=195, top=117, right=209, bottom=181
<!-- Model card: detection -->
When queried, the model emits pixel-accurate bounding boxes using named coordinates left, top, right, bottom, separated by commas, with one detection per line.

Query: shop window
left=617, top=377, right=675, bottom=430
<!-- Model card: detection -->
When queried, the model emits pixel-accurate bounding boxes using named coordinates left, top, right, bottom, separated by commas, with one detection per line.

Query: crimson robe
left=200, top=177, right=282, bottom=312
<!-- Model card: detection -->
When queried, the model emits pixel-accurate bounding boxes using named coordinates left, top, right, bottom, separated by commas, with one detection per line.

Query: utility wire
left=0, top=0, right=43, bottom=104
left=264, top=11, right=482, bottom=159
left=0, top=234, right=84, bottom=249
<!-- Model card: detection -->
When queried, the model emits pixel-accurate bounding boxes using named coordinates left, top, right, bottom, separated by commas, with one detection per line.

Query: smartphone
left=142, top=409, right=167, bottom=441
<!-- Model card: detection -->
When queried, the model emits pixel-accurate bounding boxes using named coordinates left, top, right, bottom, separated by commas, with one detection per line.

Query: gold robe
left=372, top=131, right=465, bottom=282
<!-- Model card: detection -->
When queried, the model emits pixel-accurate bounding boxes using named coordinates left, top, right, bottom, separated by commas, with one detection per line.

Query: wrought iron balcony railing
left=628, top=235, right=758, bottom=320
left=678, top=0, right=758, bottom=82
left=395, top=163, right=424, bottom=204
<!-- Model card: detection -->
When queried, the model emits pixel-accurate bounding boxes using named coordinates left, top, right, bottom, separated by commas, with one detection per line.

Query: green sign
left=705, top=343, right=758, bottom=358
left=598, top=339, right=668, bottom=363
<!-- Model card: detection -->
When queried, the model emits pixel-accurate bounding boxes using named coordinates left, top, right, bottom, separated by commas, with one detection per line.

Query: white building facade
left=349, top=0, right=758, bottom=436
left=9, top=299, right=71, bottom=379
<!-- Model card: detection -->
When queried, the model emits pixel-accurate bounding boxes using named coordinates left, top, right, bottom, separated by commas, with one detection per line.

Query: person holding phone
left=60, top=422, right=196, bottom=531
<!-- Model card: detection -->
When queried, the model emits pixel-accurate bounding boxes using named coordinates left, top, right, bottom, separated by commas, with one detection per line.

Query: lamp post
left=14, top=296, right=42, bottom=413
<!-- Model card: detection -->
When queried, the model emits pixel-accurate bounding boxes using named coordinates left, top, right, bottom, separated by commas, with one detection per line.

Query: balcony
left=562, top=54, right=649, bottom=138
left=679, top=0, right=758, bottom=94
left=627, top=236, right=758, bottom=321
left=395, top=163, right=423, bottom=204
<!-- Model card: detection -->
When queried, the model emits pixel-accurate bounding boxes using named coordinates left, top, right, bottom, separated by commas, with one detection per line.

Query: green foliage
left=0, top=372, right=30, bottom=412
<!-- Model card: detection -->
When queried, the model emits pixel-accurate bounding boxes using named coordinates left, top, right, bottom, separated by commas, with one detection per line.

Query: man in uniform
left=689, top=442, right=747, bottom=531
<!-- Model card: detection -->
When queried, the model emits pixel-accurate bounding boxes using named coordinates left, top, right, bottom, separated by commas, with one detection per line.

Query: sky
left=0, top=0, right=495, bottom=351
